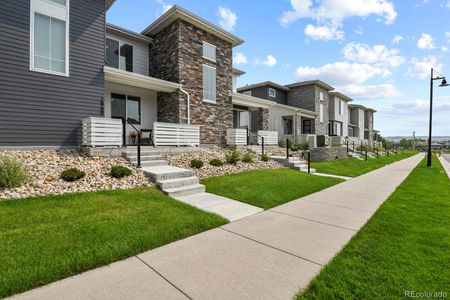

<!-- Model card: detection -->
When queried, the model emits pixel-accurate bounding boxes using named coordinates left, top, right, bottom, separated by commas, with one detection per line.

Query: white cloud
left=261, top=55, right=277, bottom=67
left=343, top=42, right=405, bottom=68
left=294, top=61, right=387, bottom=85
left=340, top=83, right=401, bottom=99
left=380, top=98, right=450, bottom=116
left=444, top=1, right=450, bottom=8
left=218, top=6, right=237, bottom=31
left=442, top=46, right=449, bottom=52
left=233, top=52, right=248, bottom=65
left=446, top=32, right=450, bottom=42
left=417, top=33, right=435, bottom=49
left=155, top=0, right=172, bottom=14
left=280, top=0, right=397, bottom=40
left=392, top=34, right=403, bottom=44
left=304, top=24, right=344, bottom=40
left=406, top=56, right=443, bottom=79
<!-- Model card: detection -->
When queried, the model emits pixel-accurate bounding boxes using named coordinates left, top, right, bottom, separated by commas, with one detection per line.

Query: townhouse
left=0, top=0, right=378, bottom=151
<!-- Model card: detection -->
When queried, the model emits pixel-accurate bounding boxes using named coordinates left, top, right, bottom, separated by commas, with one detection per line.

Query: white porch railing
left=331, top=136, right=345, bottom=146
left=257, top=130, right=278, bottom=145
left=153, top=122, right=200, bottom=147
left=82, top=117, right=122, bottom=147
left=298, top=134, right=317, bottom=149
left=226, top=129, right=247, bottom=146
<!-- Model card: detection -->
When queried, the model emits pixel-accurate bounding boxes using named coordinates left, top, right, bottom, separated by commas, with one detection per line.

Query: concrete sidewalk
left=438, top=154, right=450, bottom=179
left=10, top=154, right=424, bottom=300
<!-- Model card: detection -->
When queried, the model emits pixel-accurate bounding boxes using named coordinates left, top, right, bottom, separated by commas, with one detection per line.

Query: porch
left=82, top=67, right=201, bottom=149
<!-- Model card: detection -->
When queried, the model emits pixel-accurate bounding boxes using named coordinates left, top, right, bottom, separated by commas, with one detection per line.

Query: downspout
left=179, top=86, right=191, bottom=125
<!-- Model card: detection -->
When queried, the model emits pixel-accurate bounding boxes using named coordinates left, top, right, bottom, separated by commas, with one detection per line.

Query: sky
left=107, top=0, right=450, bottom=137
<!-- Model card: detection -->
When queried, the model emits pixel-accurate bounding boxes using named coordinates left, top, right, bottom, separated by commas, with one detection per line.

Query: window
left=339, top=100, right=345, bottom=116
left=319, top=103, right=324, bottom=123
left=106, top=38, right=133, bottom=72
left=111, top=93, right=141, bottom=124
left=282, top=116, right=293, bottom=135
left=302, top=119, right=312, bottom=134
left=203, top=41, right=216, bottom=62
left=233, top=110, right=249, bottom=129
left=203, top=65, right=216, bottom=102
left=243, top=91, right=252, bottom=96
left=30, top=0, right=69, bottom=76
left=268, top=88, right=276, bottom=98
left=319, top=91, right=324, bottom=102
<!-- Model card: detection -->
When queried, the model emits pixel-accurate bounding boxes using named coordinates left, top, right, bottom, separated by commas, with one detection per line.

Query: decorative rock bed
left=0, top=150, right=151, bottom=200
left=164, top=146, right=284, bottom=179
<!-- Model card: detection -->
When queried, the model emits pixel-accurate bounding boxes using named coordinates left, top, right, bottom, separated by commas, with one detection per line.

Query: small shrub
left=61, top=168, right=86, bottom=182
left=226, top=145, right=237, bottom=151
left=209, top=159, right=223, bottom=167
left=242, top=152, right=254, bottom=163
left=300, top=141, right=310, bottom=151
left=0, top=156, right=30, bottom=189
left=260, top=153, right=270, bottom=162
left=110, top=165, right=132, bottom=179
left=190, top=159, right=204, bottom=169
left=278, top=139, right=286, bottom=148
left=226, top=150, right=240, bottom=164
left=290, top=143, right=300, bottom=152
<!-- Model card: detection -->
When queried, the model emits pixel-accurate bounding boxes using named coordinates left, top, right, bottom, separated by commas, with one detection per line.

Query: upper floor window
left=319, top=103, right=324, bottom=123
left=203, top=41, right=216, bottom=62
left=319, top=91, right=324, bottom=102
left=30, top=0, right=70, bottom=76
left=268, top=88, right=276, bottom=98
left=339, top=100, right=345, bottom=116
left=203, top=65, right=216, bottom=103
left=106, top=38, right=133, bottom=72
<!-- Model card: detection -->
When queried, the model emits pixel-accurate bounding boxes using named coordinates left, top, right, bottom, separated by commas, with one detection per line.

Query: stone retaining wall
left=310, top=146, right=347, bottom=162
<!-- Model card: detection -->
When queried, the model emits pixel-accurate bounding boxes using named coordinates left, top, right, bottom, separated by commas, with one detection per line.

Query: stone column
left=258, top=108, right=269, bottom=130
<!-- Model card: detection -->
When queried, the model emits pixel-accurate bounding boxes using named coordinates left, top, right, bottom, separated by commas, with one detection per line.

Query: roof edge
left=286, top=80, right=334, bottom=91
left=106, top=23, right=153, bottom=43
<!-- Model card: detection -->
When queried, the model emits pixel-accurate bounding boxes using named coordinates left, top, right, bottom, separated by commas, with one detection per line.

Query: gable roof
left=329, top=91, right=353, bottom=102
left=141, top=5, right=244, bottom=47
left=237, top=81, right=290, bottom=92
left=286, top=80, right=334, bottom=91
left=106, top=23, right=153, bottom=43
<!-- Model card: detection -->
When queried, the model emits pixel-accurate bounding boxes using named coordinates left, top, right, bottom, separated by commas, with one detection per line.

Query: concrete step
left=158, top=176, right=199, bottom=190
left=131, top=160, right=168, bottom=167
left=125, top=151, right=162, bottom=158
left=294, top=164, right=308, bottom=171
left=300, top=168, right=316, bottom=174
left=142, top=166, right=193, bottom=181
left=164, top=184, right=206, bottom=198
left=127, top=154, right=164, bottom=161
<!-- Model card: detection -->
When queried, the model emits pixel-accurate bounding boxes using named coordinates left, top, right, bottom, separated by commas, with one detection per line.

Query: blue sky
left=107, top=0, right=450, bottom=137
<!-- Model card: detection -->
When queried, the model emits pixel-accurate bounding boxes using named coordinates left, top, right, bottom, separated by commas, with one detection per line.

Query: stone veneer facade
left=287, top=84, right=330, bottom=135
left=148, top=20, right=233, bottom=145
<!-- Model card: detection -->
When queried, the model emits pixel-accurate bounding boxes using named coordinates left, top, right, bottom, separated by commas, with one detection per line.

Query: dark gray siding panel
left=0, top=0, right=105, bottom=147
left=243, top=87, right=288, bottom=105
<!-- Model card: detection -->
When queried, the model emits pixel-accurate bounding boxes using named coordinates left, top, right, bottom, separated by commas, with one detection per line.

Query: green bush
left=110, top=165, right=132, bottom=179
left=260, top=153, right=270, bottom=162
left=209, top=159, right=223, bottom=167
left=300, top=141, right=310, bottom=151
left=242, top=152, right=254, bottom=163
left=61, top=168, right=86, bottom=182
left=290, top=143, right=300, bottom=152
left=190, top=159, right=204, bottom=169
left=225, top=150, right=240, bottom=164
left=0, top=156, right=30, bottom=189
left=278, top=139, right=286, bottom=148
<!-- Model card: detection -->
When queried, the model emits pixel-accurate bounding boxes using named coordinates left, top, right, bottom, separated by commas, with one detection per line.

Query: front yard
left=0, top=187, right=227, bottom=298
left=311, top=151, right=416, bottom=177
left=297, top=156, right=450, bottom=299
left=202, top=168, right=343, bottom=209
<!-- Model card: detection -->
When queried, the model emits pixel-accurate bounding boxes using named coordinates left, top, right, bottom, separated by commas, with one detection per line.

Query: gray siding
left=0, top=0, right=105, bottom=147
left=241, top=86, right=288, bottom=104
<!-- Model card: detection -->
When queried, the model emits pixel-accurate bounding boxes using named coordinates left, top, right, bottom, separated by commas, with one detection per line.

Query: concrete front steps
left=125, top=151, right=205, bottom=198
left=271, top=156, right=316, bottom=174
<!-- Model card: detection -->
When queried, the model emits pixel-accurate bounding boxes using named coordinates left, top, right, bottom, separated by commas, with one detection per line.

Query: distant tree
left=399, top=138, right=413, bottom=149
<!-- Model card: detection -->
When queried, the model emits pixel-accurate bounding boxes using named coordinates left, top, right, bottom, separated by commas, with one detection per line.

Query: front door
left=302, top=119, right=312, bottom=134
left=111, top=93, right=141, bottom=145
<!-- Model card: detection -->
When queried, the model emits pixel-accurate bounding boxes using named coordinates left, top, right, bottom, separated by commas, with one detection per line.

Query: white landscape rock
left=0, top=150, right=152, bottom=200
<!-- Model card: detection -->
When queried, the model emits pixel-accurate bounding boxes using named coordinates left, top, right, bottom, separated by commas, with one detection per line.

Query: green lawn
left=0, top=187, right=227, bottom=298
left=202, top=168, right=343, bottom=209
left=297, top=156, right=450, bottom=299
left=311, top=151, right=416, bottom=177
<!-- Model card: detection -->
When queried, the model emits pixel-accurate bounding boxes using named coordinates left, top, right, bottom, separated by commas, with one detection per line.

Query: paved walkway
left=438, top=154, right=450, bottom=179
left=10, top=154, right=424, bottom=300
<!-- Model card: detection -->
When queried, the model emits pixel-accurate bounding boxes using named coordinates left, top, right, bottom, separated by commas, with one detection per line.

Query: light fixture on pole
left=428, top=68, right=449, bottom=167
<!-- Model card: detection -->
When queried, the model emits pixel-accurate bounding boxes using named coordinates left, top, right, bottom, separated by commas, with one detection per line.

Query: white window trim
left=319, top=91, right=324, bottom=102
left=30, top=0, right=70, bottom=77
left=202, top=64, right=217, bottom=103
left=202, top=41, right=216, bottom=63
left=106, top=36, right=134, bottom=72
left=268, top=88, right=276, bottom=98
left=319, top=103, right=324, bottom=123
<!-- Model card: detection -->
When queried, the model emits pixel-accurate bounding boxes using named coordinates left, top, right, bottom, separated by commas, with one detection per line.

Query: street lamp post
left=427, top=68, right=449, bottom=167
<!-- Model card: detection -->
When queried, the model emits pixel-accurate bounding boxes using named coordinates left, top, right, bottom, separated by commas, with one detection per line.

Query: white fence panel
left=226, top=129, right=247, bottom=146
left=153, top=122, right=200, bottom=147
left=257, top=131, right=278, bottom=145
left=82, top=117, right=122, bottom=147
